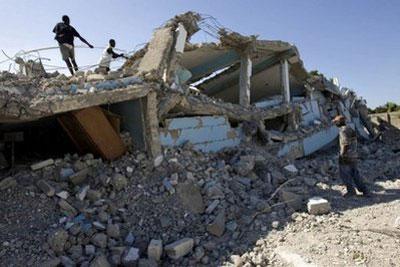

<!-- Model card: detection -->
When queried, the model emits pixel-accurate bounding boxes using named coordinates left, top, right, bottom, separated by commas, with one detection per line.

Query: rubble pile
left=1, top=133, right=400, bottom=266
left=0, top=10, right=397, bottom=267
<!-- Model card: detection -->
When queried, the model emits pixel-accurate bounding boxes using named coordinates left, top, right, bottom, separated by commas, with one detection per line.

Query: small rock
left=107, top=224, right=120, bottom=238
left=281, top=190, right=303, bottom=211
left=69, top=168, right=90, bottom=185
left=206, top=184, right=225, bottom=199
left=0, top=177, right=17, bottom=190
left=230, top=255, right=243, bottom=267
left=193, top=246, right=205, bottom=261
left=86, top=73, right=105, bottom=82
left=48, top=229, right=69, bottom=253
left=93, top=221, right=106, bottom=231
left=42, top=258, right=61, bottom=267
left=77, top=185, right=90, bottom=201
left=283, top=164, right=298, bottom=174
left=37, top=180, right=55, bottom=197
left=147, top=239, right=163, bottom=261
left=177, top=181, right=204, bottom=214
left=58, top=199, right=78, bottom=217
left=226, top=221, right=238, bottom=232
left=207, top=210, right=226, bottom=237
left=164, top=238, right=194, bottom=260
left=56, top=191, right=69, bottom=199
left=307, top=197, right=331, bottom=215
left=125, top=232, right=135, bottom=246
left=153, top=155, right=164, bottom=168
left=60, top=255, right=75, bottom=267
left=122, top=247, right=140, bottom=266
left=205, top=200, right=220, bottom=214
left=87, top=189, right=102, bottom=202
left=85, top=245, right=96, bottom=255
left=235, top=155, right=255, bottom=176
left=272, top=221, right=280, bottom=229
left=138, top=258, right=158, bottom=267
left=31, top=159, right=54, bottom=170
left=91, top=233, right=107, bottom=248
left=60, top=168, right=75, bottom=179
left=163, top=178, right=175, bottom=194
left=90, top=254, right=111, bottom=267
left=111, top=173, right=128, bottom=191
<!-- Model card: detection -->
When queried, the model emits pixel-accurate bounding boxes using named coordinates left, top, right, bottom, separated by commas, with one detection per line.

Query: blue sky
left=0, top=0, right=399, bottom=107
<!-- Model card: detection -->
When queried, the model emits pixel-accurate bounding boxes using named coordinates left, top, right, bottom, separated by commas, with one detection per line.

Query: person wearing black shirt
left=53, top=15, right=94, bottom=75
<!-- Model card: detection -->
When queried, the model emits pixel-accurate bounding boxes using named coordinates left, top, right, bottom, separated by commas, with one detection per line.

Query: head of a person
left=62, top=15, right=70, bottom=25
left=109, top=39, right=116, bottom=48
left=332, top=115, right=346, bottom=127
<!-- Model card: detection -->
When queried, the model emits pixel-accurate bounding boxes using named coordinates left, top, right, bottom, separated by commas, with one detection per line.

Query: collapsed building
left=0, top=12, right=375, bottom=167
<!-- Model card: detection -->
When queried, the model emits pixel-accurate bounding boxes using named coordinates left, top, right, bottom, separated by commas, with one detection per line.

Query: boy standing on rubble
left=53, top=15, right=94, bottom=75
left=333, top=115, right=371, bottom=197
left=95, top=39, right=128, bottom=74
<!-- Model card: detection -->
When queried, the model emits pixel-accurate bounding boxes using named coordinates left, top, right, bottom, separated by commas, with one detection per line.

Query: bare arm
left=78, top=36, right=94, bottom=48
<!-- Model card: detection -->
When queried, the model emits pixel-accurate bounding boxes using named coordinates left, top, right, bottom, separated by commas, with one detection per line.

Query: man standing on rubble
left=53, top=15, right=94, bottom=75
left=95, top=39, right=128, bottom=74
left=333, top=115, right=371, bottom=197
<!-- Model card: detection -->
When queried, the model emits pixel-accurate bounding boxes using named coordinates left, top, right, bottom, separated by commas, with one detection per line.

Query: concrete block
left=37, top=180, right=55, bottom=197
left=122, top=247, right=140, bottom=266
left=283, top=164, right=298, bottom=174
left=0, top=177, right=17, bottom=190
left=205, top=200, right=220, bottom=214
left=207, top=210, right=226, bottom=237
left=147, top=239, right=163, bottom=261
left=31, top=159, right=54, bottom=170
left=69, top=168, right=90, bottom=185
left=307, top=197, right=331, bottom=215
left=164, top=238, right=194, bottom=260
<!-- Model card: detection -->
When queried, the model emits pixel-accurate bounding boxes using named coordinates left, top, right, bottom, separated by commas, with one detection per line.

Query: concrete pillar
left=239, top=53, right=252, bottom=107
left=280, top=59, right=290, bottom=103
left=142, top=91, right=162, bottom=158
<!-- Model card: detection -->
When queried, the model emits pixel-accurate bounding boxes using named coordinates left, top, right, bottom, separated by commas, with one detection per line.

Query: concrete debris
left=122, top=247, right=140, bottom=266
left=31, top=159, right=54, bottom=171
left=0, top=11, right=392, bottom=267
left=207, top=210, right=226, bottom=237
left=111, top=173, right=128, bottom=191
left=47, top=229, right=68, bottom=254
left=284, top=164, right=298, bottom=174
left=177, top=181, right=205, bottom=214
left=0, top=177, right=17, bottom=190
left=147, top=239, right=163, bottom=261
left=307, top=197, right=331, bottom=215
left=36, top=179, right=55, bottom=197
left=90, top=254, right=111, bottom=267
left=164, top=238, right=194, bottom=260
left=58, top=199, right=78, bottom=217
left=56, top=191, right=69, bottom=199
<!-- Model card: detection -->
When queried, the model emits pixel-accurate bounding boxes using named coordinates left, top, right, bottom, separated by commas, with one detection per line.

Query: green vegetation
left=369, top=102, right=400, bottom=114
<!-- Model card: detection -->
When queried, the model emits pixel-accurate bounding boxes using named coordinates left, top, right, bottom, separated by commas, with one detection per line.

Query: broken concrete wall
left=160, top=116, right=242, bottom=152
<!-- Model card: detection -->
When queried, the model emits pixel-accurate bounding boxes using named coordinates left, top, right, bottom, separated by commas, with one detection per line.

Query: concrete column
left=280, top=59, right=290, bottom=103
left=239, top=53, right=252, bottom=107
left=142, top=91, right=162, bottom=158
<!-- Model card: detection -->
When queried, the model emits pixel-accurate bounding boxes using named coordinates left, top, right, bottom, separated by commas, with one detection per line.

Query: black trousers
left=339, top=161, right=369, bottom=194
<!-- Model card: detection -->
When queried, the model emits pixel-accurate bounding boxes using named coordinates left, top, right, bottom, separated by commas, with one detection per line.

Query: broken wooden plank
left=58, top=106, right=127, bottom=160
